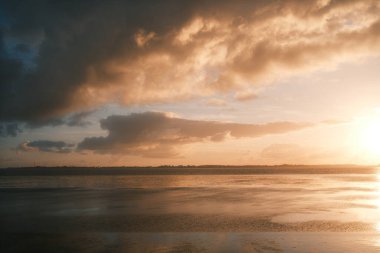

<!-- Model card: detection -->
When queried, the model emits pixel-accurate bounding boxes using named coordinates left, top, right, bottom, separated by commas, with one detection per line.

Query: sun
left=358, top=113, right=380, bottom=156
left=362, top=121, right=380, bottom=155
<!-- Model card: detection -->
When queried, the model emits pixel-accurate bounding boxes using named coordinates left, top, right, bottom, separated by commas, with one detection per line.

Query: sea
left=1, top=165, right=380, bottom=252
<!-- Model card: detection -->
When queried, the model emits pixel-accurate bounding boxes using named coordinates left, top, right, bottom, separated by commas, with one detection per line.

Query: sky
left=1, top=0, right=380, bottom=167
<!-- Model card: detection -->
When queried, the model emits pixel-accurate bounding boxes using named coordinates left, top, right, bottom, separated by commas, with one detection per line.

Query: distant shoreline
left=0, top=164, right=378, bottom=176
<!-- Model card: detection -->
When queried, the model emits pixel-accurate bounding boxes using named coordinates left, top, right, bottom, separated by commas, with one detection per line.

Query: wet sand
left=1, top=166, right=380, bottom=252
left=3, top=232, right=380, bottom=253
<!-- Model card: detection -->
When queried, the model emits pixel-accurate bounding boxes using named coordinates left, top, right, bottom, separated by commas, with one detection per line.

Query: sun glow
left=362, top=117, right=380, bottom=155
left=354, top=109, right=380, bottom=163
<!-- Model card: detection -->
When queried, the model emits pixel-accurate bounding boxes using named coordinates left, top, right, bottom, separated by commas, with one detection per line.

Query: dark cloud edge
left=1, top=0, right=379, bottom=130
left=17, top=111, right=321, bottom=157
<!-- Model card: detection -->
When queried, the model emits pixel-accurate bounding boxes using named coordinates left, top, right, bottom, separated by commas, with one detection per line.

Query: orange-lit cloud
left=207, top=98, right=227, bottom=107
left=1, top=0, right=380, bottom=126
left=234, top=91, right=257, bottom=102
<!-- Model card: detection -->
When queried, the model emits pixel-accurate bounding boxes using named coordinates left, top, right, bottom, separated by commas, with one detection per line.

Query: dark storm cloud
left=1, top=0, right=380, bottom=126
left=0, top=122, right=22, bottom=137
left=25, top=110, right=95, bottom=128
left=77, top=112, right=313, bottom=157
left=0, top=0, right=196, bottom=123
left=66, top=110, right=94, bottom=127
left=17, top=140, right=74, bottom=153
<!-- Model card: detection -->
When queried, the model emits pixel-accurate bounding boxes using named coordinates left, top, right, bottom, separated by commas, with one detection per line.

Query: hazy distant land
left=0, top=164, right=377, bottom=176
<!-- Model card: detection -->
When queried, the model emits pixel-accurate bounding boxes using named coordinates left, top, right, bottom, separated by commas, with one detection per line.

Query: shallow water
left=1, top=167, right=380, bottom=252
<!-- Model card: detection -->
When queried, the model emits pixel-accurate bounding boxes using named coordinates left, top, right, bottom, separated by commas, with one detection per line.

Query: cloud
left=26, top=110, right=95, bottom=128
left=65, top=110, right=94, bottom=127
left=0, top=123, right=22, bottom=137
left=1, top=0, right=380, bottom=125
left=234, top=90, right=257, bottom=102
left=77, top=111, right=313, bottom=157
left=206, top=98, right=227, bottom=107
left=17, top=140, right=74, bottom=153
left=134, top=29, right=156, bottom=48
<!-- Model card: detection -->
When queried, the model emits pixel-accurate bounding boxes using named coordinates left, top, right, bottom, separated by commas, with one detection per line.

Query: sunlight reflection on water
left=2, top=170, right=380, bottom=232
left=4, top=168, right=380, bottom=252
left=375, top=172, right=380, bottom=232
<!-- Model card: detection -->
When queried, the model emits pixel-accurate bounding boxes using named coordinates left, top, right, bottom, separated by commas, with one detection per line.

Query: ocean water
left=1, top=166, right=380, bottom=252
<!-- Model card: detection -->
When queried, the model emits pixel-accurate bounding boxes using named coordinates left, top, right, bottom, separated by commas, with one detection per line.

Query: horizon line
left=2, top=163, right=379, bottom=170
